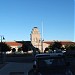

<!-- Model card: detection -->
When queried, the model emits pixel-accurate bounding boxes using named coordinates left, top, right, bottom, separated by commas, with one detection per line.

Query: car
left=48, top=52, right=63, bottom=56
left=28, top=53, right=73, bottom=75
left=65, top=49, right=75, bottom=56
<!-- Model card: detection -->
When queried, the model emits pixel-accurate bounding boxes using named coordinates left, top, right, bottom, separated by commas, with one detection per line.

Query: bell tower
left=30, top=27, right=41, bottom=50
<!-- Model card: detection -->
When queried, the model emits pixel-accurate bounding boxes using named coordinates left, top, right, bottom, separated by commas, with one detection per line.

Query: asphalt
left=0, top=62, right=33, bottom=75
left=0, top=55, right=75, bottom=75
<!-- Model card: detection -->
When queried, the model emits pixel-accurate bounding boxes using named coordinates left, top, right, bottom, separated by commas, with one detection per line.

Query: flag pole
left=41, top=21, right=44, bottom=52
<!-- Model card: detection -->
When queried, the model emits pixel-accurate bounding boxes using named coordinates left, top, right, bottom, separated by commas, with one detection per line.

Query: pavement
left=0, top=55, right=75, bottom=75
left=0, top=62, right=33, bottom=75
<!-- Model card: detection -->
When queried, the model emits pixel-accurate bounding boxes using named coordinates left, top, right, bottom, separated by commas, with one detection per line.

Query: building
left=30, top=27, right=42, bottom=51
left=0, top=27, right=74, bottom=53
left=30, top=27, right=75, bottom=52
left=5, top=41, right=22, bottom=54
left=6, top=42, right=22, bottom=51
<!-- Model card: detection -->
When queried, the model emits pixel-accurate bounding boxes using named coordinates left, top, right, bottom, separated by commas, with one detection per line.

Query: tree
left=22, top=43, right=29, bottom=53
left=0, top=42, right=11, bottom=63
left=0, top=42, right=11, bottom=52
left=52, top=41, right=62, bottom=49
left=44, top=47, right=49, bottom=53
left=35, top=48, right=40, bottom=54
left=18, top=47, right=22, bottom=52
left=65, top=44, right=75, bottom=56
left=48, top=41, right=62, bottom=52
left=12, top=48, right=16, bottom=53
left=48, top=44, right=53, bottom=51
left=65, top=44, right=75, bottom=50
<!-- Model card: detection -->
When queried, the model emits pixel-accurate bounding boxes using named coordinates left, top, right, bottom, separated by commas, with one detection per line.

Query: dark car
left=28, top=53, right=73, bottom=75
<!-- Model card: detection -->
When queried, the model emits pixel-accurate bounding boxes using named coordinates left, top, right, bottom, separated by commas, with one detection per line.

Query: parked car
left=28, top=53, right=73, bottom=75
left=65, top=49, right=75, bottom=56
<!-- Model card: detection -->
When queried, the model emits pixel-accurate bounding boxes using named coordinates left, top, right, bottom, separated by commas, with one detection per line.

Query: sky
left=0, top=0, right=74, bottom=42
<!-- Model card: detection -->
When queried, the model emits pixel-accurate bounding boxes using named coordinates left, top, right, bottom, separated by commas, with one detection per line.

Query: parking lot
left=0, top=54, right=75, bottom=75
left=0, top=62, right=33, bottom=75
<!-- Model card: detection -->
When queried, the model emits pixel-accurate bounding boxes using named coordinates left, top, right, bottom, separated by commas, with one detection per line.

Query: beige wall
left=11, top=46, right=19, bottom=52
left=30, top=27, right=41, bottom=49
left=31, top=27, right=41, bottom=46
left=43, top=43, right=49, bottom=51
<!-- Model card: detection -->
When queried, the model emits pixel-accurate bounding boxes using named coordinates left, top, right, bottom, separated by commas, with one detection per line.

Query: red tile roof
left=44, top=41, right=53, bottom=44
left=5, top=42, right=22, bottom=46
left=44, top=41, right=75, bottom=45
left=61, top=42, right=74, bottom=45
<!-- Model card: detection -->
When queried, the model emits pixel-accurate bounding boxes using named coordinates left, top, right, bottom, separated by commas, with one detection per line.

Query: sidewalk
left=0, top=63, right=7, bottom=70
left=0, top=62, right=33, bottom=75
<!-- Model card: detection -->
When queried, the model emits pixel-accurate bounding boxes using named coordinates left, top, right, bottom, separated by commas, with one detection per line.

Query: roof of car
left=35, top=53, right=64, bottom=59
left=35, top=53, right=50, bottom=56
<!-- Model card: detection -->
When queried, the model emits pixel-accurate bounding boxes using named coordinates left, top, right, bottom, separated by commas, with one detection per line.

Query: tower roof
left=34, top=27, right=38, bottom=28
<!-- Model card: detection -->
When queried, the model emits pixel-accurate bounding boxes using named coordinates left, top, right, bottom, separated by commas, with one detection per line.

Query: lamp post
left=38, top=40, right=40, bottom=50
left=0, top=35, right=5, bottom=63
left=0, top=35, right=5, bottom=51
left=0, top=35, right=5, bottom=42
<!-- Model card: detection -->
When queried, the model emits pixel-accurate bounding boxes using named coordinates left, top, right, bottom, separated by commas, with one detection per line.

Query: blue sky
left=0, top=0, right=74, bottom=41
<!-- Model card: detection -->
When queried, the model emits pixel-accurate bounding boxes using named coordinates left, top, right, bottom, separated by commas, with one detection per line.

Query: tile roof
left=5, top=42, right=22, bottom=46
left=44, top=41, right=75, bottom=45
left=61, top=42, right=74, bottom=45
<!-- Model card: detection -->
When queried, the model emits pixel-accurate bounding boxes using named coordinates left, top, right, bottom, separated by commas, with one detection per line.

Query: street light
left=0, top=35, right=5, bottom=52
left=0, top=35, right=5, bottom=42
left=0, top=35, right=5, bottom=63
